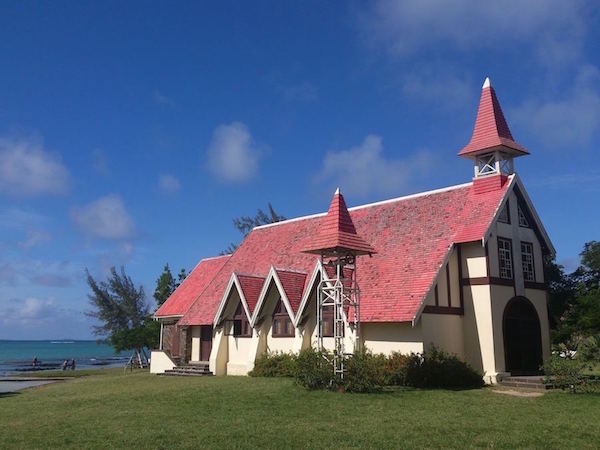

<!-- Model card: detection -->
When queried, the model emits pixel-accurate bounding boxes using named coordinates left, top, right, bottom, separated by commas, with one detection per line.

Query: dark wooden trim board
left=457, top=245, right=465, bottom=309
left=462, top=276, right=523, bottom=287
left=423, top=305, right=464, bottom=315
left=446, top=263, right=452, bottom=307
left=524, top=281, right=548, bottom=290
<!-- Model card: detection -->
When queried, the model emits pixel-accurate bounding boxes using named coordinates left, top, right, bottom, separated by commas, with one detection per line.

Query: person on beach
left=62, top=360, right=68, bottom=370
left=32, top=356, right=38, bottom=368
left=70, top=359, right=76, bottom=370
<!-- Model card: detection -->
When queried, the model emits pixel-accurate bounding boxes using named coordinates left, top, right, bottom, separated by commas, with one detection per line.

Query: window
left=321, top=305, right=333, bottom=337
left=233, top=303, right=252, bottom=337
left=498, top=201, right=510, bottom=224
left=272, top=299, right=294, bottom=337
left=498, top=238, right=513, bottom=280
left=320, top=305, right=344, bottom=337
left=518, top=204, right=530, bottom=228
left=521, top=242, right=535, bottom=282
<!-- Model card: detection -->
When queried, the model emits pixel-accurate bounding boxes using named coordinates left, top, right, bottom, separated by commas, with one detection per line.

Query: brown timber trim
left=446, top=263, right=452, bottom=307
left=434, top=283, right=439, bottom=306
left=485, top=243, right=490, bottom=277
left=524, top=281, right=548, bottom=290
left=423, top=305, right=464, bottom=315
left=462, top=276, right=517, bottom=287
left=457, top=245, right=464, bottom=309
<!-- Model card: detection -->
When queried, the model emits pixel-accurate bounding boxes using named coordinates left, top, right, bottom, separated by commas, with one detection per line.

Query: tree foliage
left=223, top=202, right=286, bottom=254
left=86, top=266, right=157, bottom=352
left=551, top=241, right=600, bottom=362
left=153, top=264, right=188, bottom=307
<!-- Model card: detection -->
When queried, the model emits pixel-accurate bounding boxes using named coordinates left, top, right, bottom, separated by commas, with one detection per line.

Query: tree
left=544, top=256, right=576, bottom=330
left=223, top=202, right=286, bottom=254
left=86, top=266, right=158, bottom=353
left=154, top=264, right=188, bottom=307
left=177, top=267, right=188, bottom=285
left=154, top=263, right=177, bottom=307
left=552, top=241, right=600, bottom=359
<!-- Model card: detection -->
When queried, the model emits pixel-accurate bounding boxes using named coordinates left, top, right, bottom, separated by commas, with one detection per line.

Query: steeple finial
left=459, top=77, right=529, bottom=181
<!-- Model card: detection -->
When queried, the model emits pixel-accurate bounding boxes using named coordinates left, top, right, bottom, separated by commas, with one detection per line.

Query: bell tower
left=459, top=77, right=528, bottom=180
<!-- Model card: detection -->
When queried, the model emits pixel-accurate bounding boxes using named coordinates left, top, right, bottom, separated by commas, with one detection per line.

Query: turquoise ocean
left=0, top=340, right=129, bottom=376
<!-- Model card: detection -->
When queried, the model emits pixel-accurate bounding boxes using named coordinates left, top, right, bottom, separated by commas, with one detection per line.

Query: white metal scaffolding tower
left=316, top=254, right=361, bottom=380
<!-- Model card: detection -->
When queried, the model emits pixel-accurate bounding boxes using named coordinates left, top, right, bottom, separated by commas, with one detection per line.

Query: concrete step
left=160, top=364, right=213, bottom=377
left=160, top=371, right=213, bottom=377
left=498, top=376, right=552, bottom=390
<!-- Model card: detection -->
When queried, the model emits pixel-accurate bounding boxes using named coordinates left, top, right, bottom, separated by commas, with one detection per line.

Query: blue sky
left=1, top=1, right=599, bottom=339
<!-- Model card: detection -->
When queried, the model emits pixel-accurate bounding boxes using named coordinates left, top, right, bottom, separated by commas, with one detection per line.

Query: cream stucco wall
left=420, top=314, right=464, bottom=357
left=190, top=326, right=201, bottom=362
left=362, top=322, right=423, bottom=354
left=149, top=350, right=176, bottom=374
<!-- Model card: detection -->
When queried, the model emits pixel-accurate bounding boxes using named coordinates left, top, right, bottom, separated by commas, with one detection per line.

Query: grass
left=1, top=371, right=600, bottom=449
left=13, top=368, right=123, bottom=379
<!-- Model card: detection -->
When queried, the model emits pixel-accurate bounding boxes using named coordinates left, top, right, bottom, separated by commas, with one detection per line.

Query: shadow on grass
left=0, top=392, right=20, bottom=399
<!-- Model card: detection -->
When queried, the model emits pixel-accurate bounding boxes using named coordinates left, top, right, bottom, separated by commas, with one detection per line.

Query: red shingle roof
left=179, top=177, right=512, bottom=326
left=303, top=189, right=375, bottom=256
left=154, top=255, right=230, bottom=317
left=236, top=274, right=265, bottom=316
left=459, top=78, right=528, bottom=157
left=275, top=269, right=308, bottom=314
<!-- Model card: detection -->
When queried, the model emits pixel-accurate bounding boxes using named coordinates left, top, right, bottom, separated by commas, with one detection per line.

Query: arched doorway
left=503, top=297, right=543, bottom=375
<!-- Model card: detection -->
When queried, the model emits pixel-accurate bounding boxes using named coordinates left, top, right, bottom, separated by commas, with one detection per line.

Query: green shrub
left=249, top=351, right=297, bottom=377
left=344, top=351, right=387, bottom=393
left=295, top=348, right=333, bottom=390
left=384, top=352, right=410, bottom=386
left=405, top=347, right=484, bottom=389
left=543, top=354, right=600, bottom=393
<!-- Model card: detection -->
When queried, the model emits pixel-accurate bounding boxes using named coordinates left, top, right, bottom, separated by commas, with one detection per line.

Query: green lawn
left=1, top=371, right=599, bottom=449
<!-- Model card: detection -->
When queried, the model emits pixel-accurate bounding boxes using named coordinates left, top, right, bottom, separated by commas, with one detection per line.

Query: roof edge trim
left=254, top=181, right=473, bottom=231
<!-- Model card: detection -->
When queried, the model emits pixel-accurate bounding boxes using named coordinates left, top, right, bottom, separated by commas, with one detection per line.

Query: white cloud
left=314, top=135, right=436, bottom=198
left=358, top=0, right=586, bottom=65
left=0, top=207, right=45, bottom=229
left=206, top=122, right=261, bottom=183
left=401, top=71, right=473, bottom=110
left=153, top=90, right=176, bottom=108
left=512, top=65, right=600, bottom=148
left=19, top=230, right=52, bottom=249
left=158, top=174, right=182, bottom=193
left=92, top=148, right=109, bottom=175
left=280, top=82, right=319, bottom=102
left=71, top=194, right=135, bottom=239
left=0, top=297, right=55, bottom=323
left=0, top=137, right=70, bottom=196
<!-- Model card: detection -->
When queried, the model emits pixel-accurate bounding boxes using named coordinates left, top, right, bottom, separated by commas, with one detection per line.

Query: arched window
left=272, top=299, right=294, bottom=337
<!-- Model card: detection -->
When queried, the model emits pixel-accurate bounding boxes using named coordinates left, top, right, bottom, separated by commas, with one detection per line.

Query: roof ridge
left=274, top=267, right=309, bottom=275
left=253, top=181, right=473, bottom=231
left=202, top=254, right=232, bottom=261
left=235, top=272, right=266, bottom=279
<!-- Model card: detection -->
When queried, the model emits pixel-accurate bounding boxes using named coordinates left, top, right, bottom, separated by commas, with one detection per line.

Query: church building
left=151, top=78, right=554, bottom=383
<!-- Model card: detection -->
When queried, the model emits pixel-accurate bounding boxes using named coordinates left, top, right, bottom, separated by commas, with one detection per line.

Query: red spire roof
left=459, top=77, right=528, bottom=157
left=302, top=188, right=375, bottom=256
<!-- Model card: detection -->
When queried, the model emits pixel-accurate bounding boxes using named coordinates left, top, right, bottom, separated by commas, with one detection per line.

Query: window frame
left=517, top=204, right=530, bottom=228
left=321, top=305, right=334, bottom=337
left=497, top=200, right=510, bottom=224
left=521, top=241, right=536, bottom=282
left=272, top=299, right=294, bottom=338
left=497, top=237, right=514, bottom=280
left=233, top=303, right=252, bottom=338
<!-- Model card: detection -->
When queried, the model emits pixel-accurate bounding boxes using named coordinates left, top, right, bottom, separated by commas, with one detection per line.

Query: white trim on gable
left=250, top=266, right=296, bottom=327
left=411, top=243, right=455, bottom=326
left=293, top=260, right=323, bottom=327
left=481, top=174, right=555, bottom=257
left=213, top=273, right=252, bottom=327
